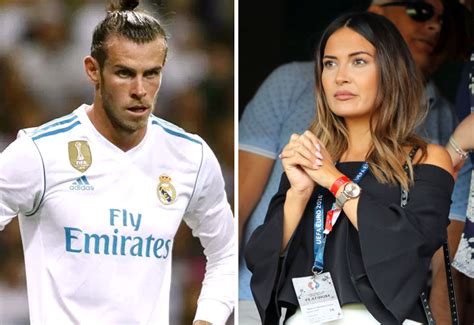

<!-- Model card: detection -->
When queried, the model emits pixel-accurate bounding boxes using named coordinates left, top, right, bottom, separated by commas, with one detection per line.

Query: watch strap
left=335, top=192, right=348, bottom=208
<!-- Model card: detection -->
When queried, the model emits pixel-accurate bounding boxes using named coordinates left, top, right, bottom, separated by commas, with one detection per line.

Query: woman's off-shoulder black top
left=245, top=162, right=454, bottom=324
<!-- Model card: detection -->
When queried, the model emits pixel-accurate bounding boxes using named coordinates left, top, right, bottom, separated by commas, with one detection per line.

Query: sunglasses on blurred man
left=381, top=1, right=444, bottom=24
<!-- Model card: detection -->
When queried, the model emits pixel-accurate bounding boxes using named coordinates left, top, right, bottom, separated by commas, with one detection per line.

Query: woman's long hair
left=310, top=12, right=428, bottom=190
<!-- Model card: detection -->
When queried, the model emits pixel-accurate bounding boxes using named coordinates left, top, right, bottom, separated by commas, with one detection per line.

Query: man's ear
left=367, top=5, right=384, bottom=15
left=84, top=56, right=101, bottom=86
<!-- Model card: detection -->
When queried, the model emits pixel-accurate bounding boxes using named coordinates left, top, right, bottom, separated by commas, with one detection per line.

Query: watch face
left=344, top=182, right=361, bottom=198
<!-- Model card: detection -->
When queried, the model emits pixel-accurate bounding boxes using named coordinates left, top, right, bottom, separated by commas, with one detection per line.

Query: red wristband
left=330, top=176, right=350, bottom=197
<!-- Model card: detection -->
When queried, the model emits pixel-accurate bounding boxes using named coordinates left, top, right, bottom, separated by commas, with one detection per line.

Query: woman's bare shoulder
left=416, top=144, right=453, bottom=175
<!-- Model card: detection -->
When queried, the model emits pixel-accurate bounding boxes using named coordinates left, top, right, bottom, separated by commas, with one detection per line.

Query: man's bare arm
left=238, top=150, right=274, bottom=243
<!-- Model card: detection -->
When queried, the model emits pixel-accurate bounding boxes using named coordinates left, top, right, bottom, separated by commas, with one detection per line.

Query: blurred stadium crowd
left=0, top=0, right=234, bottom=324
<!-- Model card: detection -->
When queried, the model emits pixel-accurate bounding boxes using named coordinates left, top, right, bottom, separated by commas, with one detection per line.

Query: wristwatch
left=335, top=182, right=361, bottom=208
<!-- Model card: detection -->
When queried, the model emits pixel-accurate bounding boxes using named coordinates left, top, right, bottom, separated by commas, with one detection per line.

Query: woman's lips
left=334, top=91, right=356, bottom=101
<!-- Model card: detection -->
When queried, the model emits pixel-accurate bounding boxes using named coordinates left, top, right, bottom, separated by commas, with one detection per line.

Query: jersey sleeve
left=183, top=141, right=235, bottom=324
left=0, top=131, right=44, bottom=230
left=239, top=63, right=307, bottom=159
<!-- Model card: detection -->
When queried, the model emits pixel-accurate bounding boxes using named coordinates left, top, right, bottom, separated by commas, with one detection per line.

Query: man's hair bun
left=107, top=0, right=139, bottom=12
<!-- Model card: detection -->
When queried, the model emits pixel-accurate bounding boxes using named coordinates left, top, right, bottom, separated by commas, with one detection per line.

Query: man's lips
left=126, top=106, right=150, bottom=115
left=127, top=106, right=149, bottom=112
left=334, top=91, right=356, bottom=100
left=413, top=38, right=436, bottom=52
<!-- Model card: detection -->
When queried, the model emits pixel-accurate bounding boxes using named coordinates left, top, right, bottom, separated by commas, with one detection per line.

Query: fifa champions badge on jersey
left=68, top=140, right=92, bottom=172
left=157, top=174, right=177, bottom=205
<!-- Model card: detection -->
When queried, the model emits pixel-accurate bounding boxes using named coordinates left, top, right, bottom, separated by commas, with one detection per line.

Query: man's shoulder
left=266, top=61, right=315, bottom=85
left=149, top=115, right=203, bottom=147
left=148, top=117, right=224, bottom=188
left=422, top=80, right=457, bottom=142
left=21, top=111, right=81, bottom=143
left=256, top=61, right=316, bottom=105
left=244, top=61, right=316, bottom=115
left=426, top=80, right=455, bottom=112
left=273, top=61, right=315, bottom=73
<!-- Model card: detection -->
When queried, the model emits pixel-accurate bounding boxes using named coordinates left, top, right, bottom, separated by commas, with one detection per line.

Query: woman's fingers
left=303, top=131, right=336, bottom=166
left=281, top=146, right=321, bottom=169
left=315, top=151, right=323, bottom=160
left=302, top=130, right=321, bottom=150
left=300, top=131, right=329, bottom=166
left=280, top=132, right=327, bottom=169
left=280, top=131, right=339, bottom=170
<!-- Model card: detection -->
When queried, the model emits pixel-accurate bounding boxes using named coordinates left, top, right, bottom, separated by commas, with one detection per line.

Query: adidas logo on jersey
left=69, top=175, right=94, bottom=191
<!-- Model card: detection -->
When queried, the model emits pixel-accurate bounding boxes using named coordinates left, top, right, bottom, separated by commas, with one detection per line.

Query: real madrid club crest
left=157, top=174, right=177, bottom=205
left=68, top=140, right=92, bottom=172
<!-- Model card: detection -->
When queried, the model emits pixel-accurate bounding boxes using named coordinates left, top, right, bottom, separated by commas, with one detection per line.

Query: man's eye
left=116, top=70, right=131, bottom=77
left=145, top=70, right=160, bottom=78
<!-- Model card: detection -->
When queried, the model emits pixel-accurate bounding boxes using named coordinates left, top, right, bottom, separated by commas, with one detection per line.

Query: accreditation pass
left=292, top=272, right=343, bottom=324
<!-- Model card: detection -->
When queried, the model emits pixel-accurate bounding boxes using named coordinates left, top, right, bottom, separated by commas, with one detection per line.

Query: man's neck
left=85, top=104, right=147, bottom=152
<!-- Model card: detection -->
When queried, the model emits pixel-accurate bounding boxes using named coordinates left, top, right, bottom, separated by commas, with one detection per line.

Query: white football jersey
left=0, top=105, right=235, bottom=324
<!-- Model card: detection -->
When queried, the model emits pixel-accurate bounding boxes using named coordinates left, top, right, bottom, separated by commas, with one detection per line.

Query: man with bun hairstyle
left=0, top=1, right=235, bottom=324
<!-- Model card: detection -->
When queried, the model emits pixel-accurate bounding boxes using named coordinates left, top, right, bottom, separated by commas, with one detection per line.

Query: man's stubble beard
left=100, top=82, right=151, bottom=134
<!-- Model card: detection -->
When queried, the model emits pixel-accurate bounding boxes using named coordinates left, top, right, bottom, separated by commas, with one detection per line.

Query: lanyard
left=312, top=162, right=369, bottom=273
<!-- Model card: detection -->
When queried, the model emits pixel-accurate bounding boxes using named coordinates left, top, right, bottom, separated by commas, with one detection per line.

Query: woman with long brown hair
left=245, top=11, right=454, bottom=324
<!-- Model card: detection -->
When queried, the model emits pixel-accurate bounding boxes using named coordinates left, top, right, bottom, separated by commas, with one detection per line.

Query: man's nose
left=131, top=78, right=147, bottom=98
left=425, top=16, right=442, bottom=34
